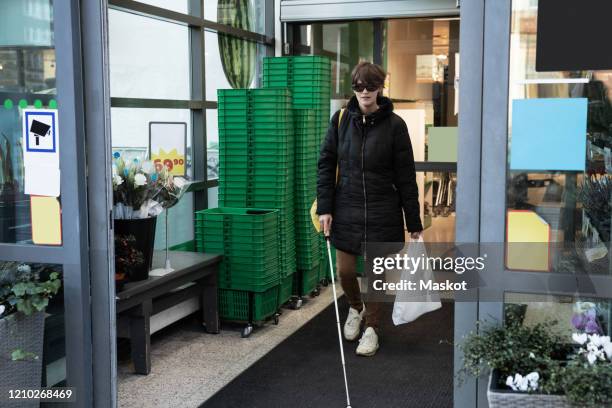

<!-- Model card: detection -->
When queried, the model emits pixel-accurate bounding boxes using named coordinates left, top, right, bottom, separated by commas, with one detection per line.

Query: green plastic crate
left=219, top=286, right=280, bottom=322
left=277, top=274, right=294, bottom=306
left=293, top=265, right=320, bottom=296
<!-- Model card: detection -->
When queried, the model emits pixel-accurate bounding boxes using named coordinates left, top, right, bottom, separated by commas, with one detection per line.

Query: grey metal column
left=265, top=0, right=276, bottom=57
left=454, top=0, right=485, bottom=407
left=191, top=0, right=207, bottom=212
left=478, top=0, right=512, bottom=406
left=53, top=0, right=95, bottom=406
left=80, top=0, right=116, bottom=406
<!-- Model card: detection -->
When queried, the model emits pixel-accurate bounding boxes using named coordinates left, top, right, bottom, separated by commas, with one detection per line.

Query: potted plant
left=0, top=262, right=61, bottom=407
left=458, top=305, right=612, bottom=407
left=112, top=153, right=186, bottom=281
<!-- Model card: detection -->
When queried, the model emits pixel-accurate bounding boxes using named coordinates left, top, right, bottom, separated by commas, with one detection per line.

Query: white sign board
left=149, top=122, right=187, bottom=176
left=22, top=109, right=60, bottom=196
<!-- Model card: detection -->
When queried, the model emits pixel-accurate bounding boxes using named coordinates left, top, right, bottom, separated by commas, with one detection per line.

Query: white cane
left=324, top=235, right=352, bottom=408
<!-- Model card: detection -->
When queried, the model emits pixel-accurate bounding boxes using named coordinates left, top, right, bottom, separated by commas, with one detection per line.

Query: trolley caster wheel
left=241, top=324, right=253, bottom=338
left=291, top=298, right=303, bottom=310
left=322, top=279, right=329, bottom=287
left=273, top=313, right=280, bottom=325
left=310, top=288, right=320, bottom=298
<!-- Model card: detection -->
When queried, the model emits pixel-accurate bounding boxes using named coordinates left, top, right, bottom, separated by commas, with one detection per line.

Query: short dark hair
left=351, top=61, right=386, bottom=87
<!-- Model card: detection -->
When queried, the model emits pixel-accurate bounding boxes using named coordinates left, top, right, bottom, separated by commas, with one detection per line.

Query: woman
left=317, top=61, right=423, bottom=357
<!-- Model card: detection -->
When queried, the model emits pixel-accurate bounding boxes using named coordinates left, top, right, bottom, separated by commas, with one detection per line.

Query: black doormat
left=201, top=298, right=454, bottom=408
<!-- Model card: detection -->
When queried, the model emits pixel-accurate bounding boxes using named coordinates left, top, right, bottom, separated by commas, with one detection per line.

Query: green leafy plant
left=457, top=312, right=566, bottom=391
left=0, top=262, right=62, bottom=317
left=545, top=333, right=612, bottom=407
left=459, top=311, right=612, bottom=406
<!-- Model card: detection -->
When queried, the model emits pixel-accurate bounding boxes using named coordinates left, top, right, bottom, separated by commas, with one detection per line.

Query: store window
left=110, top=108, right=193, bottom=249
left=506, top=0, right=612, bottom=275
left=204, top=30, right=263, bottom=101
left=206, top=109, right=219, bottom=180
left=0, top=0, right=67, bottom=390
left=0, top=0, right=56, bottom=244
left=109, top=10, right=190, bottom=100
left=204, top=0, right=267, bottom=35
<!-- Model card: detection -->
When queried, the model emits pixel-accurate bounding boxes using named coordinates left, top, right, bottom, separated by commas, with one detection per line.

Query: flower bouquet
left=111, top=153, right=189, bottom=281
left=112, top=152, right=187, bottom=220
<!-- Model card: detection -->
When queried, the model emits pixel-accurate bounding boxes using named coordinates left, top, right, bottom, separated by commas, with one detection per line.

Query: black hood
left=346, top=95, right=394, bottom=124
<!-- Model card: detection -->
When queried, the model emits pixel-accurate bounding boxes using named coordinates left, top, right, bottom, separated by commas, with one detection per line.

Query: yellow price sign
left=151, top=148, right=185, bottom=176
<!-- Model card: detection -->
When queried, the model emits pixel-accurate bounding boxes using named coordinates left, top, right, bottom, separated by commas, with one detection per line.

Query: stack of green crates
left=293, top=109, right=322, bottom=294
left=263, top=56, right=331, bottom=135
left=217, top=88, right=297, bottom=305
left=263, top=56, right=331, bottom=295
left=195, top=207, right=281, bottom=322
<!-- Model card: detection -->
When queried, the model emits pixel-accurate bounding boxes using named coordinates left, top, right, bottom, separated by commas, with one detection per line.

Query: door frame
left=464, top=0, right=612, bottom=407
left=0, top=1, right=114, bottom=407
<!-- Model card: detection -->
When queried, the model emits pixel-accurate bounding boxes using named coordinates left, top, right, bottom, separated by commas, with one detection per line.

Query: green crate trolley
left=217, top=88, right=299, bottom=310
left=196, top=207, right=282, bottom=338
left=263, top=56, right=332, bottom=299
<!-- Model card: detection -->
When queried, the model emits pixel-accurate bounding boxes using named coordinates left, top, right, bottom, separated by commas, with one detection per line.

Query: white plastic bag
left=392, top=237, right=442, bottom=325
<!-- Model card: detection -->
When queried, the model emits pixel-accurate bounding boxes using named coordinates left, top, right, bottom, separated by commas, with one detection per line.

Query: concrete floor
left=117, top=215, right=456, bottom=407
left=117, top=286, right=340, bottom=408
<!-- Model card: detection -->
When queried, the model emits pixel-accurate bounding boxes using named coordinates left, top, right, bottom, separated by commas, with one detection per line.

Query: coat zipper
left=361, top=114, right=368, bottom=261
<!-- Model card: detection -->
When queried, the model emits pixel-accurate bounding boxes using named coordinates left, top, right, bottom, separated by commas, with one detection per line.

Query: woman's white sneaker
left=356, top=327, right=379, bottom=356
left=343, top=305, right=365, bottom=341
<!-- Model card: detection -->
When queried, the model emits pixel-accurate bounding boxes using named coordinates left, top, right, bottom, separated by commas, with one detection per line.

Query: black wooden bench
left=116, top=251, right=222, bottom=374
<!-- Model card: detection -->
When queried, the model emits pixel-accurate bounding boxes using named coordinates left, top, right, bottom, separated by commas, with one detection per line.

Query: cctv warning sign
left=24, top=110, right=57, bottom=153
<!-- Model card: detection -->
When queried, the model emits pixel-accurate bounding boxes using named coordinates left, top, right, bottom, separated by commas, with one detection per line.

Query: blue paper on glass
left=511, top=98, right=587, bottom=171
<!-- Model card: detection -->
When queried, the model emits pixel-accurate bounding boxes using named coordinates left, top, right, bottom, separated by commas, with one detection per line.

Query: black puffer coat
left=317, top=95, right=423, bottom=255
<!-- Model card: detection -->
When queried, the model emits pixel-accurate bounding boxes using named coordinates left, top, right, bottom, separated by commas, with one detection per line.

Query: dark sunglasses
left=352, top=83, right=380, bottom=92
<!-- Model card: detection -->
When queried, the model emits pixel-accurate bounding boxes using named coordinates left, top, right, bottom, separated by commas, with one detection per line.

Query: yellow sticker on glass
left=31, top=196, right=62, bottom=246
left=506, top=210, right=550, bottom=272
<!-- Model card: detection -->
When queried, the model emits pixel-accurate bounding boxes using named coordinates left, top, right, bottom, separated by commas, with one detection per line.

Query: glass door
left=0, top=1, right=94, bottom=406
left=473, top=0, right=612, bottom=406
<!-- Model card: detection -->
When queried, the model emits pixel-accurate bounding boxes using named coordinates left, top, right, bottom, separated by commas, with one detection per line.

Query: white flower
left=507, top=373, right=539, bottom=392
left=113, top=175, right=123, bottom=186
left=517, top=376, right=529, bottom=392
left=573, top=333, right=588, bottom=345
left=587, top=352, right=598, bottom=365
left=529, top=352, right=536, bottom=359
left=17, top=264, right=31, bottom=273
left=0, top=305, right=5, bottom=317
left=134, top=173, right=147, bottom=186
left=590, top=334, right=603, bottom=347
left=603, top=342, right=612, bottom=361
